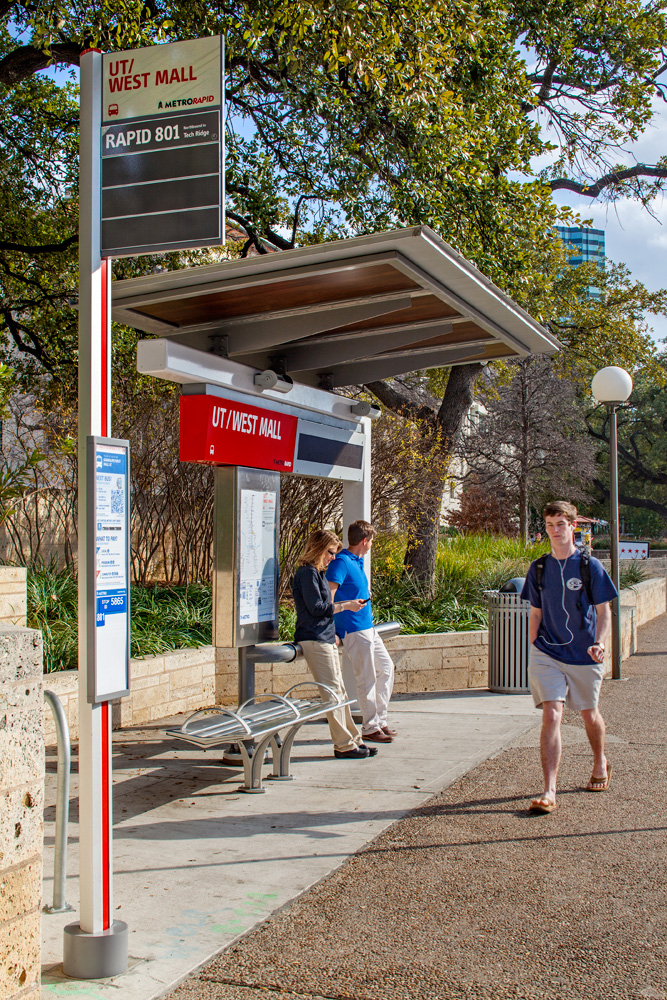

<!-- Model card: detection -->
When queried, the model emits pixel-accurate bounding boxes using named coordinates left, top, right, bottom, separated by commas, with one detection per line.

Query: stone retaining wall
left=0, top=567, right=27, bottom=627
left=619, top=576, right=666, bottom=629
left=600, top=556, right=667, bottom=578
left=0, top=627, right=44, bottom=1000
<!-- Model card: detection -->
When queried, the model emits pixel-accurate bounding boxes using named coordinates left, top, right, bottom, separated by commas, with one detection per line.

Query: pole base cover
left=63, top=920, right=128, bottom=979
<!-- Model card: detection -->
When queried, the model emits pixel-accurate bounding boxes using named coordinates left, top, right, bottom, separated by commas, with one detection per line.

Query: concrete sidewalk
left=40, top=687, right=538, bottom=1000
left=166, top=614, right=667, bottom=1000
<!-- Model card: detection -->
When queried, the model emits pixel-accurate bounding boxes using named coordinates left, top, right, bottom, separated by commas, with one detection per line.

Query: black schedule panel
left=101, top=108, right=222, bottom=257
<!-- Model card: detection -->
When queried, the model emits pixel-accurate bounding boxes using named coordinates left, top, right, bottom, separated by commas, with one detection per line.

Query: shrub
left=27, top=564, right=212, bottom=672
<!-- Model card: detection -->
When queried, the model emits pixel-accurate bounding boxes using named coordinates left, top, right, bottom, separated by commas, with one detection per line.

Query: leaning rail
left=43, top=690, right=73, bottom=914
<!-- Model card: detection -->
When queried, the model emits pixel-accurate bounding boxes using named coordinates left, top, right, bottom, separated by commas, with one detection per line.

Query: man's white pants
left=341, top=627, right=394, bottom=735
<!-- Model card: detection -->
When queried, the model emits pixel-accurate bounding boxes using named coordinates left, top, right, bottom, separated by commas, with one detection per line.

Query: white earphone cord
left=542, top=556, right=575, bottom=647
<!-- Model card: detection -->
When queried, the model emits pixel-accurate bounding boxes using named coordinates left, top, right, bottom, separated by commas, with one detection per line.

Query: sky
left=546, top=102, right=667, bottom=346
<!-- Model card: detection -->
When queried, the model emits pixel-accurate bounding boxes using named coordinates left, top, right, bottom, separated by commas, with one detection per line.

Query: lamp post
left=591, top=366, right=633, bottom=680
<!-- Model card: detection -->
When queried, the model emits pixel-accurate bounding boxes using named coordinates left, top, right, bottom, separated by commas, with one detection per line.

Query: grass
left=27, top=563, right=79, bottom=674
left=366, top=533, right=551, bottom=634
left=26, top=535, right=649, bottom=670
left=27, top=563, right=212, bottom=673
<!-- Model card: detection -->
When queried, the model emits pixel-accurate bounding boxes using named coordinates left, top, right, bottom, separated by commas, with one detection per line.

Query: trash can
left=487, top=585, right=530, bottom=693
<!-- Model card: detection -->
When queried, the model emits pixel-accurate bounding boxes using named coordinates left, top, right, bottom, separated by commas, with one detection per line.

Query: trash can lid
left=499, top=577, right=526, bottom=593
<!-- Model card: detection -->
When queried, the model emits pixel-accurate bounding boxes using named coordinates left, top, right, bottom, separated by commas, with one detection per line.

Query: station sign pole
left=64, top=48, right=129, bottom=978
left=65, top=36, right=225, bottom=979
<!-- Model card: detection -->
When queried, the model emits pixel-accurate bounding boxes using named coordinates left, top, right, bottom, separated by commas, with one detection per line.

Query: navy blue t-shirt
left=521, top=551, right=617, bottom=665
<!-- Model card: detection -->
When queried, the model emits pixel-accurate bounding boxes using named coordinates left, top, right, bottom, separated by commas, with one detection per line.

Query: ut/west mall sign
left=100, top=36, right=224, bottom=257
left=179, top=389, right=367, bottom=482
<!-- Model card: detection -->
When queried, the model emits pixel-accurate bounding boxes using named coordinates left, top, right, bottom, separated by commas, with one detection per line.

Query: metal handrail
left=43, top=690, right=73, bottom=914
left=242, top=621, right=401, bottom=667
left=244, top=642, right=301, bottom=664
left=375, top=620, right=402, bottom=641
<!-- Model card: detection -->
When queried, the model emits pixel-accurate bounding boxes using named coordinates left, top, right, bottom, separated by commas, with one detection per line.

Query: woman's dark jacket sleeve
left=292, top=565, right=336, bottom=642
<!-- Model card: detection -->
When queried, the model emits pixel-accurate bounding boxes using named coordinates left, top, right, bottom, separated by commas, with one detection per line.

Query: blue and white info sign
left=87, top=437, right=131, bottom=702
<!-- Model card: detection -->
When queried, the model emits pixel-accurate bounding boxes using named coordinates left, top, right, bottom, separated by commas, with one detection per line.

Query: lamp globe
left=591, top=366, right=633, bottom=406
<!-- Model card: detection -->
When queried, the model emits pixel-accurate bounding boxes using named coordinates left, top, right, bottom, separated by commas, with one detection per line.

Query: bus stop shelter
left=111, top=224, right=560, bottom=386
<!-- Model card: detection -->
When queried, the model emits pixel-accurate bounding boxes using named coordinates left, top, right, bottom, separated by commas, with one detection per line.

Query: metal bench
left=166, top=682, right=351, bottom=793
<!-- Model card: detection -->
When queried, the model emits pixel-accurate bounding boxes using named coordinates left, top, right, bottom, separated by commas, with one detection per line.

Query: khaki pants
left=299, top=640, right=362, bottom=753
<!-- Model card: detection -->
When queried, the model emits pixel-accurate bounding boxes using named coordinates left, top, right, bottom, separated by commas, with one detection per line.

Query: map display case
left=213, top=466, right=280, bottom=647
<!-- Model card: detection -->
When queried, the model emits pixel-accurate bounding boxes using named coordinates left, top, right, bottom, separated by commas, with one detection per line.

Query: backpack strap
left=579, top=550, right=594, bottom=606
left=535, top=554, right=548, bottom=594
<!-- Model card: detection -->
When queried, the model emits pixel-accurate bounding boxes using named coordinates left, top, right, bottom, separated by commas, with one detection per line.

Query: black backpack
left=534, top=551, right=594, bottom=625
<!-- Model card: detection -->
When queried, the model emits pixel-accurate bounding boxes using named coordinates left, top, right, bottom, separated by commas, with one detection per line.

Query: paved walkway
left=41, top=683, right=538, bottom=1000
left=164, top=614, right=667, bottom=1000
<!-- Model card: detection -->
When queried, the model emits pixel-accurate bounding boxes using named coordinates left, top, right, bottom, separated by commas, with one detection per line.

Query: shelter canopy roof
left=112, top=225, right=559, bottom=388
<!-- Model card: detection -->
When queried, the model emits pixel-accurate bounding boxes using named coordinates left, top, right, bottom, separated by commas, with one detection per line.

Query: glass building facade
left=555, top=226, right=605, bottom=299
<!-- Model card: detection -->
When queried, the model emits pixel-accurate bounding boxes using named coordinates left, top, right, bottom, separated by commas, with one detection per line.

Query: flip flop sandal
left=529, top=798, right=557, bottom=814
left=586, top=762, right=612, bottom=792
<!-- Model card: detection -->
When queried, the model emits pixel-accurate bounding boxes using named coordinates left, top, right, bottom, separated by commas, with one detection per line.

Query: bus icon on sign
left=108, top=104, right=119, bottom=117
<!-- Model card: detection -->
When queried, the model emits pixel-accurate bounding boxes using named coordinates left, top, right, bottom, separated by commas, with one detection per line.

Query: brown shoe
left=381, top=726, right=397, bottom=737
left=363, top=729, right=393, bottom=743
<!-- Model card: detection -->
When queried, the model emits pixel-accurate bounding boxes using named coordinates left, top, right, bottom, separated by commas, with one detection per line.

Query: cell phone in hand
left=360, top=597, right=370, bottom=604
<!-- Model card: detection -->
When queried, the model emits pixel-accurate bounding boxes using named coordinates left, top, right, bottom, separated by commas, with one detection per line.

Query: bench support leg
left=238, top=734, right=274, bottom=793
left=266, top=734, right=293, bottom=780
left=267, top=722, right=304, bottom=781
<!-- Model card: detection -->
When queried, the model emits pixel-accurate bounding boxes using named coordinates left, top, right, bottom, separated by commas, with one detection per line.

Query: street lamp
left=591, top=366, right=633, bottom=680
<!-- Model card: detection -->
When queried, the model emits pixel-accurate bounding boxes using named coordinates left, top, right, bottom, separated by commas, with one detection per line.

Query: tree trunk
left=519, top=485, right=529, bottom=544
left=402, top=470, right=446, bottom=588
left=367, top=362, right=483, bottom=589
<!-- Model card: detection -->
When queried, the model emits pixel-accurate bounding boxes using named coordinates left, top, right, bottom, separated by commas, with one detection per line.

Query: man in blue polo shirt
left=326, top=520, right=395, bottom=743
left=521, top=500, right=617, bottom=814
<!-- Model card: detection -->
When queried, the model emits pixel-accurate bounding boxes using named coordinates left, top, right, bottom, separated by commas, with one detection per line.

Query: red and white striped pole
left=63, top=47, right=128, bottom=978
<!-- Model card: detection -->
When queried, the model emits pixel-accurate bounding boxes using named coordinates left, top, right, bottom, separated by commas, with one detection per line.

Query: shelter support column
left=340, top=418, right=371, bottom=712
left=343, top=416, right=372, bottom=579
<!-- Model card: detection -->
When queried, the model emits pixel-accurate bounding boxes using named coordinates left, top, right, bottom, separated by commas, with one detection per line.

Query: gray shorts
left=528, top=646, right=604, bottom=712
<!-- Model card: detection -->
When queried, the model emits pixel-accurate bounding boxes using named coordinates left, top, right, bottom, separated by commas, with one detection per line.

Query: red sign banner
left=179, top=394, right=298, bottom=471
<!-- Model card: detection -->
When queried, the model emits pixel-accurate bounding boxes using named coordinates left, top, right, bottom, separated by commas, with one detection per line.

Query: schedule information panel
left=100, top=36, right=223, bottom=257
left=87, top=437, right=131, bottom=702
left=239, top=489, right=277, bottom=626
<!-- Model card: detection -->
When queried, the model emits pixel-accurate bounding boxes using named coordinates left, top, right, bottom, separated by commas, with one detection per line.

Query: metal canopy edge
left=116, top=226, right=559, bottom=388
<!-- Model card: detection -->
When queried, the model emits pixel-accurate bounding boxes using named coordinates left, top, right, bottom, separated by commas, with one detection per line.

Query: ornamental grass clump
left=130, top=584, right=211, bottom=657
left=27, top=561, right=78, bottom=673
left=27, top=564, right=212, bottom=672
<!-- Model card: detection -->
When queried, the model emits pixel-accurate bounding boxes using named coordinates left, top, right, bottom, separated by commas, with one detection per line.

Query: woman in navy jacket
left=292, top=530, right=376, bottom=759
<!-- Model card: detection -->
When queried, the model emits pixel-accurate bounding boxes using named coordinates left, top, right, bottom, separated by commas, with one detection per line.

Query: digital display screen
left=297, top=434, right=363, bottom=470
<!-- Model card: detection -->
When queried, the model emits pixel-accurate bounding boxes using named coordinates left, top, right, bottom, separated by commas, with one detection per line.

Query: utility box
left=487, top=590, right=531, bottom=693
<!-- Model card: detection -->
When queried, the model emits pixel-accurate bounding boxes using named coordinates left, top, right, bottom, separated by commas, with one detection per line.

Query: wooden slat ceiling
left=112, top=226, right=559, bottom=388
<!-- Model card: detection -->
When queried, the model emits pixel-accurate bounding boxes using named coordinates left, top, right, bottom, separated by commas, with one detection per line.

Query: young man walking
left=521, top=501, right=618, bottom=814
left=326, top=520, right=395, bottom=743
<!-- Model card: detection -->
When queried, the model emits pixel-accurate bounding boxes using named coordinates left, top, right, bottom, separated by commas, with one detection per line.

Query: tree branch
left=585, top=413, right=667, bottom=486
left=0, top=43, right=83, bottom=86
left=533, top=57, right=560, bottom=104
left=364, top=380, right=437, bottom=427
left=0, top=234, right=78, bottom=254
left=593, top=478, right=667, bottom=521
left=550, top=164, right=667, bottom=197
left=1, top=311, right=53, bottom=370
